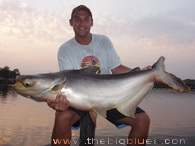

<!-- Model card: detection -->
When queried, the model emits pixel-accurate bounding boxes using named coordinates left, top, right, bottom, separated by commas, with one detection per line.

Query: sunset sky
left=0, top=0, right=195, bottom=79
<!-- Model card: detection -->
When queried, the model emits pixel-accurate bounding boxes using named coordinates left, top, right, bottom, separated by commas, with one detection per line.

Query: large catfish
left=13, top=56, right=189, bottom=118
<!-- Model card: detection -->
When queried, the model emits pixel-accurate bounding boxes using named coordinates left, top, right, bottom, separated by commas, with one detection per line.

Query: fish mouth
left=13, top=82, right=45, bottom=102
left=12, top=82, right=23, bottom=90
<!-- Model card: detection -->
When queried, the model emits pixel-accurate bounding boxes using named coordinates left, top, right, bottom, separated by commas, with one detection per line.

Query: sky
left=0, top=0, right=195, bottom=79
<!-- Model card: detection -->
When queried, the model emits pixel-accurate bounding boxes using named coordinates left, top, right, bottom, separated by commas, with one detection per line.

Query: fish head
left=13, top=73, right=66, bottom=102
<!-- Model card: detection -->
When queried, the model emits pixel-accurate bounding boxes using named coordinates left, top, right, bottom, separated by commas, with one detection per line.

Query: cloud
left=0, top=0, right=71, bottom=42
left=0, top=0, right=194, bottom=78
left=131, top=16, right=195, bottom=48
left=92, top=2, right=195, bottom=53
left=113, top=5, right=195, bottom=53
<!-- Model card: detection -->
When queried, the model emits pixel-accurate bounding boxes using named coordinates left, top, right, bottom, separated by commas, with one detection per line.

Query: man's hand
left=47, top=94, right=70, bottom=111
left=142, top=65, right=152, bottom=70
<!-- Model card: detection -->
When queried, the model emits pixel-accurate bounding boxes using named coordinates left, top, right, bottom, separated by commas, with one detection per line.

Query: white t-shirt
left=58, top=34, right=122, bottom=74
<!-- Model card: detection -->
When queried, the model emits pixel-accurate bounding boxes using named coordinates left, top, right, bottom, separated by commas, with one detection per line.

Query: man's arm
left=111, top=64, right=152, bottom=74
left=111, top=65, right=132, bottom=74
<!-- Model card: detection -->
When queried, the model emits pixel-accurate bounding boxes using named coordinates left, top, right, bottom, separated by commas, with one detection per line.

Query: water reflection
left=0, top=87, right=195, bottom=146
left=0, top=84, right=17, bottom=101
left=0, top=85, right=55, bottom=146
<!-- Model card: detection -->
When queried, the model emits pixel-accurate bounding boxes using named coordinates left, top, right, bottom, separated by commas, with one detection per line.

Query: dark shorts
left=69, top=106, right=145, bottom=130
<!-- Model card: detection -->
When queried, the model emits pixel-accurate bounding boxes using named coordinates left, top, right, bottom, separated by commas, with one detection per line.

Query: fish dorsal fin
left=152, top=56, right=165, bottom=71
left=130, top=67, right=141, bottom=72
left=80, top=66, right=101, bottom=74
left=117, top=83, right=153, bottom=118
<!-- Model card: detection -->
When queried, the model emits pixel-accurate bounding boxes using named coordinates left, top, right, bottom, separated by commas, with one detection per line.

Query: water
left=0, top=84, right=195, bottom=146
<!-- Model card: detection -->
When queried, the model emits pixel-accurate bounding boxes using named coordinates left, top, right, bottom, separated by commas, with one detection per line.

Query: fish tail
left=152, top=56, right=190, bottom=93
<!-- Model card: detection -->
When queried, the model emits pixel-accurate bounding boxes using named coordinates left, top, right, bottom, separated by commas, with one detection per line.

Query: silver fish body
left=13, top=56, right=189, bottom=118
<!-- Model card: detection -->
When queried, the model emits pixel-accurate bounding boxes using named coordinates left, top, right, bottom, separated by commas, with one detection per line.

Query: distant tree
left=0, top=66, right=20, bottom=79
left=0, top=66, right=10, bottom=79
left=12, top=69, right=20, bottom=77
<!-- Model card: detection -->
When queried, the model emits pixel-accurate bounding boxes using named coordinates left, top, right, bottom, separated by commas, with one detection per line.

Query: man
left=47, top=5, right=150, bottom=146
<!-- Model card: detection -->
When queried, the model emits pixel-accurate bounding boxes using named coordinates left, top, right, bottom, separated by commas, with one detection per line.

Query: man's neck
left=75, top=33, right=92, bottom=45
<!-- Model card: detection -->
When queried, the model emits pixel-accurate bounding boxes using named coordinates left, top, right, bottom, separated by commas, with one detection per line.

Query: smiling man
left=47, top=5, right=150, bottom=146
left=70, top=6, right=93, bottom=44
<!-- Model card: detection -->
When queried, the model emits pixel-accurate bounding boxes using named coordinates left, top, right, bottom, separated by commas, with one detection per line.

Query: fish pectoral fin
left=51, top=82, right=65, bottom=93
left=92, top=108, right=107, bottom=118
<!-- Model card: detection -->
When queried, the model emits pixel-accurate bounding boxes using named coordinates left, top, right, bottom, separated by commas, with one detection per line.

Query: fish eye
left=25, top=83, right=30, bottom=87
left=22, top=80, right=34, bottom=87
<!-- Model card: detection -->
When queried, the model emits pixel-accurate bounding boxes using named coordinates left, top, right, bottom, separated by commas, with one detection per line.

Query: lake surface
left=0, top=84, right=194, bottom=146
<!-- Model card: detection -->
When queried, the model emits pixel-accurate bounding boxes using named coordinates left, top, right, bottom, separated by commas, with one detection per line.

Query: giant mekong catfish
left=13, top=56, right=190, bottom=118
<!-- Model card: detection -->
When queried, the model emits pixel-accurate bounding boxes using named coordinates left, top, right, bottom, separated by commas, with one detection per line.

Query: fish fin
left=152, top=56, right=165, bottom=71
left=117, top=83, right=153, bottom=118
left=51, top=82, right=65, bottom=94
left=80, top=66, right=101, bottom=74
left=156, top=72, right=190, bottom=93
left=92, top=108, right=107, bottom=118
left=130, top=67, right=141, bottom=72
left=153, top=56, right=190, bottom=93
left=89, top=111, right=97, bottom=126
left=117, top=107, right=136, bottom=118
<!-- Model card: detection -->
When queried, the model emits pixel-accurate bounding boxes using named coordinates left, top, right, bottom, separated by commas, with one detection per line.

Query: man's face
left=70, top=10, right=93, bottom=38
